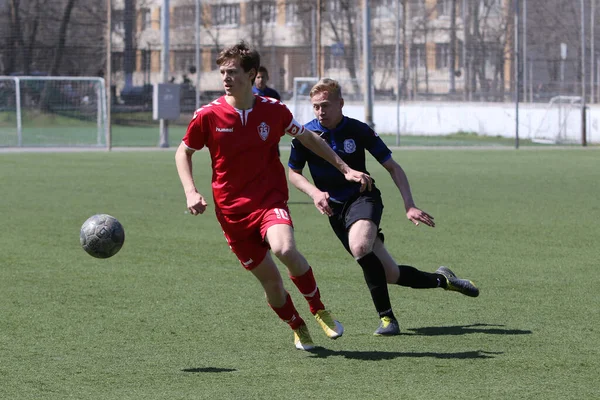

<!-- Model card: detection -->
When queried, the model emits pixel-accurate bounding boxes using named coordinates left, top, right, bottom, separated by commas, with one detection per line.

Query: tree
left=467, top=0, right=509, bottom=101
left=40, top=0, right=77, bottom=112
left=123, top=0, right=136, bottom=88
left=49, top=0, right=77, bottom=76
left=6, top=0, right=42, bottom=75
left=323, top=0, right=361, bottom=96
left=2, top=0, right=106, bottom=76
left=449, top=0, right=457, bottom=93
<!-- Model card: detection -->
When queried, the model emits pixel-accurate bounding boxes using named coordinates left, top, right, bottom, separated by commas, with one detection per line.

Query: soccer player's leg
left=263, top=206, right=343, bottom=340
left=435, top=266, right=480, bottom=297
left=217, top=209, right=312, bottom=350
left=341, top=191, right=400, bottom=336
left=250, top=253, right=315, bottom=350
left=348, top=219, right=400, bottom=336
left=372, top=237, right=479, bottom=297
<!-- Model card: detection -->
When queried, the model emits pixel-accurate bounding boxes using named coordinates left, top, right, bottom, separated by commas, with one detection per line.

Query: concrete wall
left=292, top=101, right=600, bottom=144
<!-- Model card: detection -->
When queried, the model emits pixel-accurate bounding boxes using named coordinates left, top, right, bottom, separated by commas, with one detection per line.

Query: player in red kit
left=175, top=41, right=372, bottom=350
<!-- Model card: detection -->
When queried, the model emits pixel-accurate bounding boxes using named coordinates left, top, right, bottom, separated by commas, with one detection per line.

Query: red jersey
left=182, top=95, right=305, bottom=215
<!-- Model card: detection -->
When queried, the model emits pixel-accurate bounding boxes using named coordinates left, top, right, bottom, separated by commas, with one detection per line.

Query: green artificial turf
left=1, top=148, right=598, bottom=399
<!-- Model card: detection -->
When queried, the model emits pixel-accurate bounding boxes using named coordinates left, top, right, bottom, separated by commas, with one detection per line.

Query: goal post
left=291, top=77, right=363, bottom=124
left=530, top=96, right=584, bottom=144
left=0, top=76, right=108, bottom=148
left=292, top=77, right=320, bottom=124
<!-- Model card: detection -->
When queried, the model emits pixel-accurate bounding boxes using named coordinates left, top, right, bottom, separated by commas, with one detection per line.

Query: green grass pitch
left=1, top=148, right=599, bottom=399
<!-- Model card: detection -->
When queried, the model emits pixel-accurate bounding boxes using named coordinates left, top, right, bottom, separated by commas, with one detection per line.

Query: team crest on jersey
left=343, top=139, right=356, bottom=153
left=257, top=122, right=270, bottom=141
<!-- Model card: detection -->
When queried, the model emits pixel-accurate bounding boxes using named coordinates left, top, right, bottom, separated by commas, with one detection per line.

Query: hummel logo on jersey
left=242, top=258, right=254, bottom=266
left=216, top=127, right=234, bottom=132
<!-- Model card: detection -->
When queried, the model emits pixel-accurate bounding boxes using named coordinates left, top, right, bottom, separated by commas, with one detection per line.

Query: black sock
left=357, top=252, right=395, bottom=319
left=396, top=265, right=447, bottom=289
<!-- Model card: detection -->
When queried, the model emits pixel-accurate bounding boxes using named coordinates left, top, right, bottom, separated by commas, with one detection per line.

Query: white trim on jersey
left=234, top=107, right=253, bottom=126
left=182, top=140, right=203, bottom=152
left=284, top=118, right=305, bottom=137
left=259, top=96, right=281, bottom=104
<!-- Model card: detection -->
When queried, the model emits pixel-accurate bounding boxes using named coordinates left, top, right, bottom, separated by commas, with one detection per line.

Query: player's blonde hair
left=309, top=78, right=343, bottom=99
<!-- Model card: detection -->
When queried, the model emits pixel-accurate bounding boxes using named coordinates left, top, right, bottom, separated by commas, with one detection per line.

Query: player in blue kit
left=252, top=66, right=281, bottom=100
left=253, top=66, right=282, bottom=157
left=288, top=78, right=479, bottom=336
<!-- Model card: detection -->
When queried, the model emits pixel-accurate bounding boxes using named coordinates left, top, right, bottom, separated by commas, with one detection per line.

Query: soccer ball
left=80, top=214, right=125, bottom=258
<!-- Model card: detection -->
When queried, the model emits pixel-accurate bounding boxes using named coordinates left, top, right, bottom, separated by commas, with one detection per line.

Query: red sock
left=269, top=293, right=304, bottom=330
left=290, top=267, right=325, bottom=315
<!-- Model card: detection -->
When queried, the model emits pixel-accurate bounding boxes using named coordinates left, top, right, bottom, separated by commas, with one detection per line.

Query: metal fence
left=1, top=0, right=599, bottom=146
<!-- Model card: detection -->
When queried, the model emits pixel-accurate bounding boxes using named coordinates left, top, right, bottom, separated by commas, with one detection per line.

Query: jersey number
left=274, top=208, right=290, bottom=220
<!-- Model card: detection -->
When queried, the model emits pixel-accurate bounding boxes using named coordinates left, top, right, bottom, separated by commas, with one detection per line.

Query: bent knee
left=349, top=242, right=374, bottom=259
left=271, top=244, right=299, bottom=262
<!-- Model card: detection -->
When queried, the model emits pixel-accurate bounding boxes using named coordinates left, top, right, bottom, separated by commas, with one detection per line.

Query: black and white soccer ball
left=80, top=214, right=125, bottom=258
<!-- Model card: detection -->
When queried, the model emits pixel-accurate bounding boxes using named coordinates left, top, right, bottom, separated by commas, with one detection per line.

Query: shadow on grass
left=406, top=323, right=532, bottom=336
left=182, top=367, right=237, bottom=373
left=307, top=348, right=501, bottom=360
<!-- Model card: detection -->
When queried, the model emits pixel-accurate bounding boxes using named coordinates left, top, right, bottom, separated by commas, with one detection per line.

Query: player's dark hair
left=216, top=41, right=260, bottom=82
left=310, top=78, right=343, bottom=99
left=257, top=66, right=269, bottom=79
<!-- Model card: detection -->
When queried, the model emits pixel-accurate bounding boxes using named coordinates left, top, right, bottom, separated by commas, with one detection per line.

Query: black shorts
left=327, top=187, right=384, bottom=255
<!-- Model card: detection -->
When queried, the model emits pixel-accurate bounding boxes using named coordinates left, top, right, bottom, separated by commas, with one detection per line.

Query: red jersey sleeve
left=271, top=100, right=305, bottom=137
left=182, top=107, right=209, bottom=150
left=265, top=97, right=305, bottom=137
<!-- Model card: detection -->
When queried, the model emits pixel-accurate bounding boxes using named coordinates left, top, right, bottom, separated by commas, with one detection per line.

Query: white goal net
left=291, top=77, right=363, bottom=125
left=0, top=76, right=107, bottom=147
left=531, top=96, right=583, bottom=144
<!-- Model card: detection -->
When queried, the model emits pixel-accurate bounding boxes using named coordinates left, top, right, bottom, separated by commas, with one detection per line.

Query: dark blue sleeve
left=288, top=138, right=307, bottom=170
left=267, top=87, right=281, bottom=100
left=359, top=123, right=392, bottom=164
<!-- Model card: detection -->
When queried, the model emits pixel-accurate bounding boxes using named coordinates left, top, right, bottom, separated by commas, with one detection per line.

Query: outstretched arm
left=288, top=167, right=333, bottom=216
left=296, top=129, right=372, bottom=192
left=382, top=157, right=435, bottom=227
left=175, top=142, right=208, bottom=215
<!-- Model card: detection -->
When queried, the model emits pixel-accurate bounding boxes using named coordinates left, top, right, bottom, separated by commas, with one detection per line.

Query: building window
left=111, top=52, right=124, bottom=72
left=286, top=2, right=300, bottom=25
left=410, top=44, right=426, bottom=69
left=438, top=0, right=466, bottom=17
left=140, top=8, right=151, bottom=31
left=174, top=51, right=195, bottom=73
left=324, top=45, right=345, bottom=70
left=436, top=0, right=450, bottom=17
left=251, top=1, right=277, bottom=25
left=211, top=4, right=240, bottom=27
left=373, top=0, right=395, bottom=20
left=326, top=0, right=343, bottom=23
left=141, top=49, right=151, bottom=72
left=112, top=9, right=124, bottom=32
left=373, top=46, right=396, bottom=69
left=480, top=0, right=502, bottom=17
left=409, top=0, right=425, bottom=18
left=173, top=6, right=195, bottom=29
left=436, top=43, right=449, bottom=69
left=484, top=43, right=501, bottom=71
left=435, top=41, right=463, bottom=69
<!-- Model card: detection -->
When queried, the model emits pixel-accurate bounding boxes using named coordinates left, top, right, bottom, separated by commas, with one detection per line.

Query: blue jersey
left=288, top=116, right=392, bottom=202
left=252, top=86, right=281, bottom=100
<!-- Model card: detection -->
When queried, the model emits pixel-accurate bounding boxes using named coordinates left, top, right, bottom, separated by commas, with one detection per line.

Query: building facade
left=110, top=0, right=513, bottom=100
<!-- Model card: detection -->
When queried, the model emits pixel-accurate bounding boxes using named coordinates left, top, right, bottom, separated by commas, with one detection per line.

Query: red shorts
left=216, top=204, right=294, bottom=270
